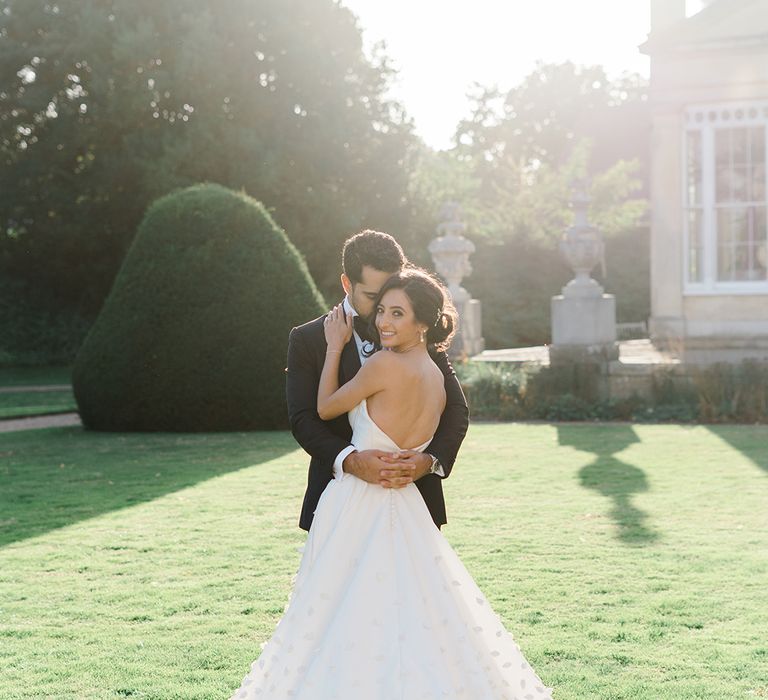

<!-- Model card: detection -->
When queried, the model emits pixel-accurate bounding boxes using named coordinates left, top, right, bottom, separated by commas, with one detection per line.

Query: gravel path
left=0, top=412, right=81, bottom=433
left=0, top=384, right=72, bottom=394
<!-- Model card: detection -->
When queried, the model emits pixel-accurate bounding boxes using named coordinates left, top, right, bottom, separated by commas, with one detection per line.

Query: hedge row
left=457, top=360, right=768, bottom=424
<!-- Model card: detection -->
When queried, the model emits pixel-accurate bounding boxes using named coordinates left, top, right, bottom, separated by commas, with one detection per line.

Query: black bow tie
left=353, top=315, right=373, bottom=343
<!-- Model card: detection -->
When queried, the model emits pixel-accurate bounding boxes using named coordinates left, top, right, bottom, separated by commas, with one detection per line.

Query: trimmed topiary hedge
left=73, top=183, right=325, bottom=431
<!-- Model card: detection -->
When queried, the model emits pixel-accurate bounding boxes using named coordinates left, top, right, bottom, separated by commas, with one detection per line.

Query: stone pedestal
left=551, top=293, right=618, bottom=347
left=550, top=292, right=619, bottom=369
left=550, top=186, right=618, bottom=370
left=453, top=297, right=485, bottom=357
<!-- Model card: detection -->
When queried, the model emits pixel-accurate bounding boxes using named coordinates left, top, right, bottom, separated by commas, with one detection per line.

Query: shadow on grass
left=0, top=426, right=298, bottom=548
left=556, top=425, right=660, bottom=546
left=703, top=424, right=768, bottom=476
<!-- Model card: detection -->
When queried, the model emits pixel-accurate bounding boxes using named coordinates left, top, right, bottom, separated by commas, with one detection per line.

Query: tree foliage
left=455, top=61, right=649, bottom=177
left=0, top=0, right=416, bottom=311
left=0, top=276, right=90, bottom=366
left=408, top=63, right=651, bottom=347
left=72, top=183, right=325, bottom=431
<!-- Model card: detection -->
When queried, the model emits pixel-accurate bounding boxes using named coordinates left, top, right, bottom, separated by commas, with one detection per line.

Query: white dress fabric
left=230, top=399, right=554, bottom=699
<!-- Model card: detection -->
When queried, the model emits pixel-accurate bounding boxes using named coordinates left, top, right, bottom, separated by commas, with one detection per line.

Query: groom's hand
left=379, top=450, right=432, bottom=489
left=343, top=449, right=404, bottom=485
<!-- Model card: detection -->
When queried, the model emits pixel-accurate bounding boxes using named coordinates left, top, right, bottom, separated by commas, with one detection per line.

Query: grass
left=0, top=366, right=72, bottom=387
left=1, top=423, right=767, bottom=699
left=0, top=366, right=76, bottom=419
left=0, top=389, right=77, bottom=419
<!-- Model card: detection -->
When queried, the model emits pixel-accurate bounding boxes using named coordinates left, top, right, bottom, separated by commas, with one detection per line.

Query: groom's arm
left=425, top=350, right=469, bottom=479
left=286, top=325, right=351, bottom=474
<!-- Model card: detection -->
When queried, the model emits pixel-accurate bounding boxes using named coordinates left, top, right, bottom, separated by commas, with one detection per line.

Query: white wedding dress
left=230, top=399, right=554, bottom=699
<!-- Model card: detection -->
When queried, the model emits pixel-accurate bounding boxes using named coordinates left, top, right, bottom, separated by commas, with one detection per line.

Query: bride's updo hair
left=371, top=266, right=457, bottom=352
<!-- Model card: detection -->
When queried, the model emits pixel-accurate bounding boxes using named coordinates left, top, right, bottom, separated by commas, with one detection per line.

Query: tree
left=0, top=0, right=416, bottom=312
left=455, top=62, right=649, bottom=180
left=72, top=183, right=325, bottom=431
left=407, top=63, right=651, bottom=347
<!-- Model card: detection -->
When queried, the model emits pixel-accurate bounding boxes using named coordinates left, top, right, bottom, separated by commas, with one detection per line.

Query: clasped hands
left=343, top=449, right=432, bottom=488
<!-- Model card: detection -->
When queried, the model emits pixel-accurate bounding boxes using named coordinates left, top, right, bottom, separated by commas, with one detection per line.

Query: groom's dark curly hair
left=342, top=229, right=406, bottom=284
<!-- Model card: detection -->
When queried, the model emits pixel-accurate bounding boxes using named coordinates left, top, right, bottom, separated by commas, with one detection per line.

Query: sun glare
left=342, top=0, right=651, bottom=149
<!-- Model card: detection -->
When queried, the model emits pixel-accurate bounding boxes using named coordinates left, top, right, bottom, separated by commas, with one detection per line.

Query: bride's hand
left=323, top=304, right=353, bottom=352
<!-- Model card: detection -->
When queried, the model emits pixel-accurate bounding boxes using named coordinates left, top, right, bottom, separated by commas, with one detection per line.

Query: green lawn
left=1, top=423, right=767, bottom=699
left=0, top=390, right=77, bottom=419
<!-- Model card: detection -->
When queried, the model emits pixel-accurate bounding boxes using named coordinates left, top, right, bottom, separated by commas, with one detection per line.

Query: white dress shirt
left=332, top=297, right=372, bottom=479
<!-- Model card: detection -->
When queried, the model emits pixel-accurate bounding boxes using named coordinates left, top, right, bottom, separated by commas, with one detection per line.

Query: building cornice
left=642, top=35, right=768, bottom=56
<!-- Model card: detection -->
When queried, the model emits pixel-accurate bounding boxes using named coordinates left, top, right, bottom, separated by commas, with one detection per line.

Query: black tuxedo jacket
left=286, top=309, right=469, bottom=532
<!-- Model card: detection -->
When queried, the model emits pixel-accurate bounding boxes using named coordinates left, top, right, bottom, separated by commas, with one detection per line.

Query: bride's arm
left=318, top=351, right=390, bottom=419
left=318, top=305, right=389, bottom=420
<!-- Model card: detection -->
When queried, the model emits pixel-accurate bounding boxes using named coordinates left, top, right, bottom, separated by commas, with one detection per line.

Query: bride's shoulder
left=363, top=349, right=413, bottom=377
left=365, top=350, right=431, bottom=382
left=364, top=349, right=399, bottom=368
left=357, top=349, right=400, bottom=389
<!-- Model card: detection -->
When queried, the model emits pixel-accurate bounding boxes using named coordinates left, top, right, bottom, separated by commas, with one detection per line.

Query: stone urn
left=550, top=185, right=617, bottom=362
left=428, top=201, right=475, bottom=306
left=428, top=202, right=484, bottom=357
left=559, top=190, right=605, bottom=298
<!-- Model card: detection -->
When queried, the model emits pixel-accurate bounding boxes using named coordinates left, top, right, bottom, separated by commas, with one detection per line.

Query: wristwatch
left=428, top=454, right=442, bottom=475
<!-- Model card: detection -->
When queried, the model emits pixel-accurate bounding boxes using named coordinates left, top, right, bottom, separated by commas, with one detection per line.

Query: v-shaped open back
left=348, top=399, right=433, bottom=453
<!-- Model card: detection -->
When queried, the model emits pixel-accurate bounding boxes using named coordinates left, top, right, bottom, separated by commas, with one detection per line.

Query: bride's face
left=375, top=288, right=428, bottom=350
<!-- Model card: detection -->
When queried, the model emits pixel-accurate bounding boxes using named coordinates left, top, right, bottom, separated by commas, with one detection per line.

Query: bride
left=230, top=267, right=554, bottom=699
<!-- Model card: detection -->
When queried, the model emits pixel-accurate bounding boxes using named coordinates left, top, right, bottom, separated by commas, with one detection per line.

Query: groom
left=286, top=229, right=469, bottom=531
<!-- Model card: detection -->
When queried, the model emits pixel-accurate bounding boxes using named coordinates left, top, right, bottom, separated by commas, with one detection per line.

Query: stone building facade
left=643, top=0, right=768, bottom=362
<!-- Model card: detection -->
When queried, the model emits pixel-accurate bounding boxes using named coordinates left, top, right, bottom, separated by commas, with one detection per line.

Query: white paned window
left=684, top=102, right=768, bottom=294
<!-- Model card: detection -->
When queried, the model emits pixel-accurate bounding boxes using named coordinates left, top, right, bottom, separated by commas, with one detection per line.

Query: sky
left=340, top=0, right=667, bottom=150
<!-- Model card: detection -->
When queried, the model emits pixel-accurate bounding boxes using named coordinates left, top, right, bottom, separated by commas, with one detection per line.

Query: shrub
left=456, top=361, right=603, bottom=421
left=693, top=361, right=768, bottom=423
left=525, top=363, right=602, bottom=418
left=456, top=362, right=528, bottom=420
left=633, top=402, right=697, bottom=423
left=72, top=183, right=325, bottom=431
left=543, top=393, right=594, bottom=421
left=456, top=359, right=767, bottom=424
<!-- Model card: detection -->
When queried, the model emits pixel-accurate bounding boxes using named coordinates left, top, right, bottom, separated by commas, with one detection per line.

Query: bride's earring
left=419, top=328, right=426, bottom=344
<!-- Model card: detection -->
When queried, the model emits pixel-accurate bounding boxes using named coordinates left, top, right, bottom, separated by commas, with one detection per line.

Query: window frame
left=682, top=101, right=768, bottom=296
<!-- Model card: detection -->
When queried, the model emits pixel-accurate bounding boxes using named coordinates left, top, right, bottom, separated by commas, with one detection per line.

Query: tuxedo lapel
left=339, top=337, right=361, bottom=385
